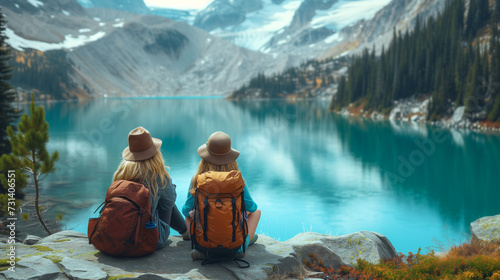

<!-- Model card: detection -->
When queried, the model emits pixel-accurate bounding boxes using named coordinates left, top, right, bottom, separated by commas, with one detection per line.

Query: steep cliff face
left=287, top=0, right=338, bottom=33
left=193, top=0, right=263, bottom=31
left=263, top=0, right=339, bottom=51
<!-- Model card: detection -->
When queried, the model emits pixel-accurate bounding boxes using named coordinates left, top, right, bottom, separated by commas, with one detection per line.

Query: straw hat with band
left=122, top=127, right=162, bottom=161
left=198, top=131, right=239, bottom=165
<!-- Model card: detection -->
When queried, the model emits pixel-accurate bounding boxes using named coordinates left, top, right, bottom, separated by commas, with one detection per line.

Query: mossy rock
left=54, top=239, right=71, bottom=243
left=0, top=258, right=21, bottom=271
left=44, top=255, right=63, bottom=264
left=33, top=245, right=53, bottom=252
left=471, top=215, right=500, bottom=243
left=108, top=274, right=138, bottom=280
left=0, top=258, right=21, bottom=266
left=21, top=252, right=43, bottom=258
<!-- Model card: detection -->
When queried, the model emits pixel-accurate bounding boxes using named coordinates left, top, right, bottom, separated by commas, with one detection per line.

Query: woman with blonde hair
left=182, top=131, right=261, bottom=260
left=114, top=127, right=189, bottom=249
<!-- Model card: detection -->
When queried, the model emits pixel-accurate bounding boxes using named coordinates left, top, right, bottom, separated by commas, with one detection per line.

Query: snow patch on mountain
left=311, top=0, right=391, bottom=30
left=211, top=0, right=301, bottom=51
left=78, top=0, right=93, bottom=7
left=27, top=0, right=44, bottom=8
left=6, top=28, right=106, bottom=51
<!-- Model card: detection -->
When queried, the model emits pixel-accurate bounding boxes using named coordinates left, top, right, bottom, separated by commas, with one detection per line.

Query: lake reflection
left=30, top=98, right=500, bottom=254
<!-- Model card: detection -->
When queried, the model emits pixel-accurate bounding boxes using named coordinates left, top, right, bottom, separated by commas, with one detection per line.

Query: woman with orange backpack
left=112, top=127, right=190, bottom=249
left=182, top=131, right=261, bottom=262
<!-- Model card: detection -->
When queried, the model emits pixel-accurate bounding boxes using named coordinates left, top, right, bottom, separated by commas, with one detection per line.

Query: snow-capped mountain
left=2, top=0, right=449, bottom=99
left=194, top=0, right=392, bottom=53
left=148, top=7, right=196, bottom=23
left=2, top=0, right=296, bottom=98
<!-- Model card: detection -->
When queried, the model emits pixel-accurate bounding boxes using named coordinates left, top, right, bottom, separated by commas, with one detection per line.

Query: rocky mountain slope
left=230, top=0, right=448, bottom=98
left=321, top=0, right=446, bottom=59
left=3, top=0, right=295, bottom=98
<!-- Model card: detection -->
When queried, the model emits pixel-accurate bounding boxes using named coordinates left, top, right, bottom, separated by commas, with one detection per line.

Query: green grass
left=304, top=239, right=500, bottom=280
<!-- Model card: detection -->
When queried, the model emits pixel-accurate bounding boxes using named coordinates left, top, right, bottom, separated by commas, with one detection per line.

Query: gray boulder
left=4, top=256, right=62, bottom=280
left=471, top=214, right=500, bottom=243
left=23, top=235, right=42, bottom=245
left=449, top=106, right=472, bottom=128
left=59, top=258, right=108, bottom=280
left=285, top=231, right=397, bottom=266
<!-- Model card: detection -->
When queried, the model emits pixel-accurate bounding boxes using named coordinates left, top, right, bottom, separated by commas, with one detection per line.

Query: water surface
left=28, top=98, right=500, bottom=254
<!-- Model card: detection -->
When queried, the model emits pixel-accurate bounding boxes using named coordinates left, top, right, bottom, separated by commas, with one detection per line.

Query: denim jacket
left=146, top=176, right=177, bottom=249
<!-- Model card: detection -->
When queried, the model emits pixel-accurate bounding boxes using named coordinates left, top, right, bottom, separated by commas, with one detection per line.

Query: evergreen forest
left=335, top=0, right=500, bottom=121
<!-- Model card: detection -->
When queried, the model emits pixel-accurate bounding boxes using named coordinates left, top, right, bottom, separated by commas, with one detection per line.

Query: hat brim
left=198, top=143, right=239, bottom=165
left=122, top=138, right=162, bottom=161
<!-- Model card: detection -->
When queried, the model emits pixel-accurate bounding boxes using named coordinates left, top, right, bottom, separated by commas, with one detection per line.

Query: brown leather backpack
left=88, top=180, right=159, bottom=257
left=190, top=171, right=249, bottom=266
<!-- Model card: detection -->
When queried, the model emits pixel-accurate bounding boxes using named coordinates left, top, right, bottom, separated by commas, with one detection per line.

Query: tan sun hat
left=197, top=131, right=239, bottom=165
left=122, top=127, right=162, bottom=161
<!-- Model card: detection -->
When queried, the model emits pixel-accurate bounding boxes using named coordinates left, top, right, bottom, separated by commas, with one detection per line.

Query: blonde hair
left=113, top=151, right=170, bottom=198
left=190, top=159, right=239, bottom=190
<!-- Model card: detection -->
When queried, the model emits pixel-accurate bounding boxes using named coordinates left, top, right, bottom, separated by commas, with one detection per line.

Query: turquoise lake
left=26, top=98, right=500, bottom=254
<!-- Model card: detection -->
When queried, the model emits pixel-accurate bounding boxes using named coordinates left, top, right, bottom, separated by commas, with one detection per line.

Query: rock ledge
left=1, top=230, right=396, bottom=280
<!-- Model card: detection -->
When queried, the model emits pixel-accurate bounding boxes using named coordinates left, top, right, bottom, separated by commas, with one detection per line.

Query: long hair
left=190, top=159, right=239, bottom=190
left=113, top=151, right=170, bottom=198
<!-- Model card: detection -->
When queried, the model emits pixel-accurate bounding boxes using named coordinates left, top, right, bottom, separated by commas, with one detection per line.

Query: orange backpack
left=190, top=171, right=249, bottom=266
left=88, top=180, right=159, bottom=257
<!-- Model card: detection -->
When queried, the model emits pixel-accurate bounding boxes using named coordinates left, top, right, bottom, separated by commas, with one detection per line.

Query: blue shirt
left=181, top=183, right=258, bottom=217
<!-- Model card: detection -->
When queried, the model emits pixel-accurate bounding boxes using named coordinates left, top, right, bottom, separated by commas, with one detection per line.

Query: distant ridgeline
left=231, top=0, right=500, bottom=123
left=230, top=57, right=349, bottom=99
left=10, top=49, right=80, bottom=100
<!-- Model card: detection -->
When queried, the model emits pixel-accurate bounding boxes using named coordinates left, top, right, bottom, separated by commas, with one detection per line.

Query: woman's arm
left=243, top=184, right=258, bottom=213
left=181, top=189, right=195, bottom=217
left=156, top=179, right=176, bottom=224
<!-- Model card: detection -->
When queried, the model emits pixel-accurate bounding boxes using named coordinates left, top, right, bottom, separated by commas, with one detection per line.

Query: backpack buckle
left=215, top=199, right=223, bottom=208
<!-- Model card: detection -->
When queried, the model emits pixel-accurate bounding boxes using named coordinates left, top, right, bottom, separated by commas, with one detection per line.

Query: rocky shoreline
left=1, top=215, right=499, bottom=280
left=338, top=96, right=500, bottom=133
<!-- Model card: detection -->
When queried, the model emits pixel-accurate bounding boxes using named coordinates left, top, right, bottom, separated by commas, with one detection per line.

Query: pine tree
left=488, top=24, right=500, bottom=121
left=477, top=0, right=490, bottom=29
left=0, top=95, right=59, bottom=235
left=0, top=8, right=19, bottom=155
